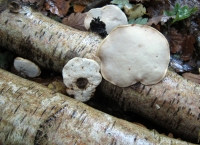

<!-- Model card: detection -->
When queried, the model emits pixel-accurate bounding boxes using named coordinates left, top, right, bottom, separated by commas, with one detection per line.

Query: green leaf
left=164, top=3, right=197, bottom=24
left=110, top=0, right=132, bottom=9
left=128, top=17, right=148, bottom=25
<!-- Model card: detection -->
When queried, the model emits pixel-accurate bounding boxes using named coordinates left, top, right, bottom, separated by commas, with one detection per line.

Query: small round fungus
left=14, top=57, right=41, bottom=78
left=62, top=57, right=102, bottom=102
left=84, top=5, right=128, bottom=34
left=97, top=24, right=170, bottom=87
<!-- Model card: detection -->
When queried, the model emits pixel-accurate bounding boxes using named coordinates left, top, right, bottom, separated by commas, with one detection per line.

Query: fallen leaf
left=74, top=4, right=86, bottom=12
left=129, top=17, right=148, bottom=25
left=22, top=0, right=44, bottom=4
left=70, top=0, right=94, bottom=6
left=45, top=0, right=70, bottom=17
left=124, top=4, right=146, bottom=19
left=62, top=13, right=87, bottom=31
left=22, top=0, right=45, bottom=10
left=182, top=73, right=200, bottom=84
left=132, top=122, right=147, bottom=129
left=168, top=28, right=185, bottom=53
left=181, top=35, right=196, bottom=61
left=164, top=3, right=197, bottom=24
left=168, top=133, right=173, bottom=138
left=110, top=0, right=132, bottom=9
left=146, top=15, right=173, bottom=25
left=174, top=0, right=200, bottom=15
left=48, top=80, right=66, bottom=94
left=29, top=77, right=52, bottom=86
left=146, top=1, right=170, bottom=17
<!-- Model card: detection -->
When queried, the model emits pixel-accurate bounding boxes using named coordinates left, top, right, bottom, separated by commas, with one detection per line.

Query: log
left=99, top=70, right=200, bottom=143
left=0, top=6, right=199, bottom=143
left=0, top=7, right=102, bottom=72
left=0, top=68, right=193, bottom=145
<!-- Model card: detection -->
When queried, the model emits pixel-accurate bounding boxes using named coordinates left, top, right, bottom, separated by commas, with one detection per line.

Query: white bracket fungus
left=97, top=24, right=170, bottom=87
left=62, top=57, right=102, bottom=102
left=84, top=5, right=128, bottom=34
left=14, top=57, right=41, bottom=78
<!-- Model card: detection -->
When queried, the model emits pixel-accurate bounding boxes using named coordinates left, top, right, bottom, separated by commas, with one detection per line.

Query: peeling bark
left=0, top=6, right=200, bottom=143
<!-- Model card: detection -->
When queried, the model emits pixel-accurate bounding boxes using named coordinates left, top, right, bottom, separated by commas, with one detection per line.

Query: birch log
left=0, top=6, right=200, bottom=142
left=0, top=68, right=194, bottom=145
left=0, top=7, right=102, bottom=72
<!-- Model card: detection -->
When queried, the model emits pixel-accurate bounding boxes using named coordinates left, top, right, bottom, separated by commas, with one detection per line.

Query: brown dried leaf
left=182, top=73, right=200, bottom=84
left=132, top=122, right=147, bottom=129
left=74, top=4, right=86, bottom=12
left=22, top=0, right=42, bottom=3
left=181, top=35, right=196, bottom=61
left=45, top=0, right=70, bottom=17
left=62, top=13, right=87, bottom=31
left=146, top=1, right=170, bottom=17
left=146, top=15, right=172, bottom=26
left=30, top=77, right=52, bottom=86
left=170, top=32, right=195, bottom=61
left=168, top=28, right=185, bottom=53
left=48, top=80, right=66, bottom=94
left=168, top=133, right=173, bottom=138
left=70, top=0, right=94, bottom=5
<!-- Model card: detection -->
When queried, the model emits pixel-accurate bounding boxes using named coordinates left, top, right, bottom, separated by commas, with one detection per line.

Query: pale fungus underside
left=62, top=57, right=102, bottom=102
left=97, top=24, right=170, bottom=87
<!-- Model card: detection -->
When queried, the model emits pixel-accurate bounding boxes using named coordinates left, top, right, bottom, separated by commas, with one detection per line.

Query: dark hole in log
left=8, top=1, right=20, bottom=13
left=76, top=78, right=88, bottom=89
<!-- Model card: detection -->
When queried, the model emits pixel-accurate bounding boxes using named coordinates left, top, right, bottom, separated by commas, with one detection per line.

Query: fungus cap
left=62, top=57, right=102, bottom=102
left=14, top=57, right=41, bottom=78
left=97, top=24, right=170, bottom=87
left=84, top=5, right=128, bottom=34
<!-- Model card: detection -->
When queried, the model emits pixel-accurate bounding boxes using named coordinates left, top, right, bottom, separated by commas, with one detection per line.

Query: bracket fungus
left=84, top=5, right=128, bottom=34
left=62, top=57, right=102, bottom=102
left=14, top=57, right=41, bottom=78
left=97, top=24, right=170, bottom=87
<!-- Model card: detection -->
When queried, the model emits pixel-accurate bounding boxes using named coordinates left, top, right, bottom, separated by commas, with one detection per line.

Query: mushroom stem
left=76, top=77, right=89, bottom=89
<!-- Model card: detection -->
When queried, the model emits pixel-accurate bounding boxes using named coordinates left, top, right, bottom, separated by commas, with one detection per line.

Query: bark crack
left=34, top=105, right=68, bottom=144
